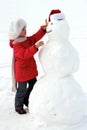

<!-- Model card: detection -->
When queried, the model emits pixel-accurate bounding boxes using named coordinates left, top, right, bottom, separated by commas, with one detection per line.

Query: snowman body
left=29, top=20, right=87, bottom=125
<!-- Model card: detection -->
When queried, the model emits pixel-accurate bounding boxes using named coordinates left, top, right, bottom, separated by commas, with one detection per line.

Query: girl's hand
left=35, top=41, right=44, bottom=48
left=41, top=19, right=48, bottom=30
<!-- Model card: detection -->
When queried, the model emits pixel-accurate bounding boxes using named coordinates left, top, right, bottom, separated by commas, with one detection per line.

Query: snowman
left=29, top=9, right=87, bottom=126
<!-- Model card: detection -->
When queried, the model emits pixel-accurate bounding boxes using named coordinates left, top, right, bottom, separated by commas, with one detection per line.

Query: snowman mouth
left=47, top=30, right=52, bottom=33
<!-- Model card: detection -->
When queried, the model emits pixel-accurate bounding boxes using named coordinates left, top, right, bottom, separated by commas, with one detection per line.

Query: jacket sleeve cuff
left=41, top=27, right=46, bottom=32
left=34, top=44, right=38, bottom=51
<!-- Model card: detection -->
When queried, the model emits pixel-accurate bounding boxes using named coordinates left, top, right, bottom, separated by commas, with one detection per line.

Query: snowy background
left=0, top=0, right=87, bottom=130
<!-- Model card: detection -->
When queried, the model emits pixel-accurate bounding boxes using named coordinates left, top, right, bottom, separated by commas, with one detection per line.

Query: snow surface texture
left=29, top=19, right=87, bottom=128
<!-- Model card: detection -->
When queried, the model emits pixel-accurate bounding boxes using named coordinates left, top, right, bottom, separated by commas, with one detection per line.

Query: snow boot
left=16, top=108, right=27, bottom=114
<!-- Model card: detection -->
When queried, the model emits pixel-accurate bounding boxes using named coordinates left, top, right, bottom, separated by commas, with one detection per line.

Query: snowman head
left=47, top=9, right=70, bottom=41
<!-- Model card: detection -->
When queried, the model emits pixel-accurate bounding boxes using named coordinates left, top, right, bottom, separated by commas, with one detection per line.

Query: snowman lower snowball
left=29, top=9, right=87, bottom=127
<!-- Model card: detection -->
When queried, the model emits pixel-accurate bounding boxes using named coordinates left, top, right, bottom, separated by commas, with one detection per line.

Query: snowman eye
left=50, top=22, right=53, bottom=25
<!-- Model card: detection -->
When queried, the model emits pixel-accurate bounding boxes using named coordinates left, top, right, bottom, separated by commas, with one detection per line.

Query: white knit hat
left=9, top=18, right=27, bottom=40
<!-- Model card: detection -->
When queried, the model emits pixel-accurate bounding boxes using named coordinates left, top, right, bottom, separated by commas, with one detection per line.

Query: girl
left=9, top=18, right=47, bottom=114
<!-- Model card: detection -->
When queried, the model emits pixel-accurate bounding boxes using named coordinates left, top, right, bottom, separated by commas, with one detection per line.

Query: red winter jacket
left=9, top=28, right=46, bottom=82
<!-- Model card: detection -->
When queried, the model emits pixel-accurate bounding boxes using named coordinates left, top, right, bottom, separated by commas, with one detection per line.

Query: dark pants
left=15, top=78, right=37, bottom=110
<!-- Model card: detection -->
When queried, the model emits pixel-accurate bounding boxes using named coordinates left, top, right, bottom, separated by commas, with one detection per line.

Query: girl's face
left=19, top=27, right=26, bottom=37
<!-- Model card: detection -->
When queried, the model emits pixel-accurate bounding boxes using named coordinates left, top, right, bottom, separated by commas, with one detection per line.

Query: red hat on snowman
left=49, top=9, right=65, bottom=21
